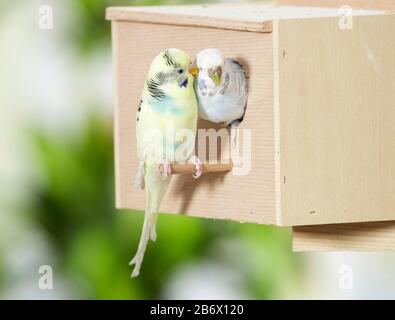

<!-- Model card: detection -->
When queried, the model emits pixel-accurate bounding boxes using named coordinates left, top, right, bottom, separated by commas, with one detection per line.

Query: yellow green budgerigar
left=130, top=48, right=202, bottom=277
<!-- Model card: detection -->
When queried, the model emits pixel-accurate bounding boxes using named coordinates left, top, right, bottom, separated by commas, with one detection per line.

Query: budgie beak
left=210, top=73, right=221, bottom=86
left=189, top=62, right=198, bottom=76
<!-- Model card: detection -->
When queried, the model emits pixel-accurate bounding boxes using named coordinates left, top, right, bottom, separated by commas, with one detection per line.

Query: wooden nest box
left=106, top=3, right=395, bottom=251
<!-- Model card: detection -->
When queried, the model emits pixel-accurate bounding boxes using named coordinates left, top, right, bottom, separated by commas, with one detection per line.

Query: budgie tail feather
left=129, top=164, right=170, bottom=277
left=133, top=161, right=145, bottom=189
left=230, top=120, right=241, bottom=148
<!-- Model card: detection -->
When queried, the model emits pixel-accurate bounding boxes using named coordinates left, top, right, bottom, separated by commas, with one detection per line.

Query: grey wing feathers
left=227, top=59, right=248, bottom=120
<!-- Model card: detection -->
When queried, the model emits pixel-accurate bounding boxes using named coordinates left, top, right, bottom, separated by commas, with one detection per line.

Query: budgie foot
left=157, top=159, right=171, bottom=179
left=189, top=155, right=202, bottom=179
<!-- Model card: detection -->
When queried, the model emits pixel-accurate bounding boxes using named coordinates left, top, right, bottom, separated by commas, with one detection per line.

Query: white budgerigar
left=192, top=48, right=248, bottom=146
left=131, top=48, right=202, bottom=277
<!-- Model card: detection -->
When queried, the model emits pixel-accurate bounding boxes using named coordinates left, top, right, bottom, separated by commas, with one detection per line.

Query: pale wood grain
left=280, top=0, right=395, bottom=10
left=276, top=14, right=395, bottom=226
left=285, top=1, right=395, bottom=249
left=106, top=4, right=384, bottom=33
left=293, top=222, right=395, bottom=251
left=112, top=21, right=276, bottom=224
left=106, top=4, right=274, bottom=33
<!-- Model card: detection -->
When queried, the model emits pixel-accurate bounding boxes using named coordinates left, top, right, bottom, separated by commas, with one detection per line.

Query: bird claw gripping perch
left=189, top=155, right=203, bottom=179
left=157, top=159, right=171, bottom=179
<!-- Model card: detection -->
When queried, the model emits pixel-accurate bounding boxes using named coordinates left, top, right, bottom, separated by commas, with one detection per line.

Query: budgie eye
left=178, top=68, right=184, bottom=74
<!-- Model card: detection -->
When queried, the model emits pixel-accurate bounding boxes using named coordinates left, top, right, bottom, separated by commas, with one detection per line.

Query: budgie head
left=193, top=48, right=224, bottom=87
left=145, top=48, right=195, bottom=100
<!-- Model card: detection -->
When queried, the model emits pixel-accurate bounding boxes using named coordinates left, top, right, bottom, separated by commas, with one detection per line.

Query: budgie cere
left=192, top=48, right=248, bottom=146
left=131, top=48, right=202, bottom=277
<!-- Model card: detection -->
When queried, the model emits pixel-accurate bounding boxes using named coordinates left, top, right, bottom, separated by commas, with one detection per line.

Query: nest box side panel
left=113, top=21, right=276, bottom=224
left=276, top=14, right=395, bottom=226
left=293, top=221, right=395, bottom=251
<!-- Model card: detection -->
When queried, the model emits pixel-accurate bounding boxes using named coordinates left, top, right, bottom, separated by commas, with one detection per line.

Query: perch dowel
left=160, top=162, right=233, bottom=175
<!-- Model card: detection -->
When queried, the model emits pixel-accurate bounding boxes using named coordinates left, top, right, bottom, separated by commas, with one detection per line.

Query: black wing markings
left=136, top=99, right=143, bottom=122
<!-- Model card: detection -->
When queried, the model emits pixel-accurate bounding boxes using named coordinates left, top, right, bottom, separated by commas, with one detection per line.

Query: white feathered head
left=194, top=48, right=225, bottom=86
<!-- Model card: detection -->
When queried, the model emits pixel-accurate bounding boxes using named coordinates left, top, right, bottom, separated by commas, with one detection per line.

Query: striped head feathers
left=145, top=49, right=193, bottom=100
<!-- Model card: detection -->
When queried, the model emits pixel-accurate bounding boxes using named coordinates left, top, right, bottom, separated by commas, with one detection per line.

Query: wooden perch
left=159, top=162, right=233, bottom=175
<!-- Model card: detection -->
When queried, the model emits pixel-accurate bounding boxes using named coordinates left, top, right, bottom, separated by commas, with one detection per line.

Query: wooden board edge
left=293, top=222, right=395, bottom=251
left=279, top=0, right=395, bottom=10
left=105, top=7, right=273, bottom=33
left=111, top=21, right=123, bottom=208
left=116, top=203, right=277, bottom=225
left=273, top=19, right=283, bottom=227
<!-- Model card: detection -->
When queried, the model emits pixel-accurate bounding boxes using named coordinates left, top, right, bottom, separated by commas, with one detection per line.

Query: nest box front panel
left=112, top=21, right=276, bottom=224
